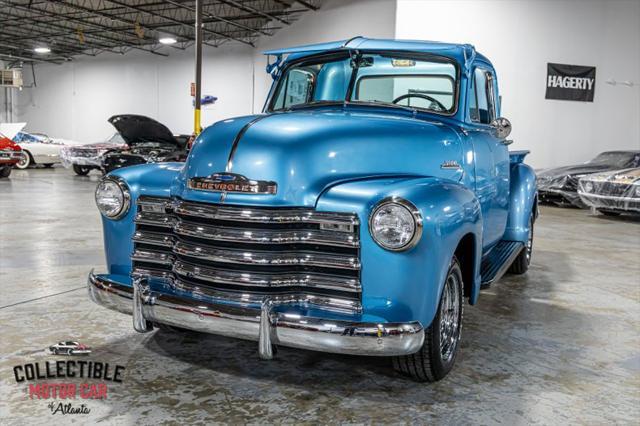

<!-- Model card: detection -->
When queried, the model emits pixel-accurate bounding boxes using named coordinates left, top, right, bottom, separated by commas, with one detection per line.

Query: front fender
left=316, top=176, right=482, bottom=329
left=504, top=163, right=537, bottom=242
left=101, top=163, right=183, bottom=276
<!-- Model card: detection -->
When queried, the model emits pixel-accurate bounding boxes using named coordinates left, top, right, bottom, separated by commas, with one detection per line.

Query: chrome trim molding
left=368, top=196, right=423, bottom=252
left=88, top=272, right=425, bottom=357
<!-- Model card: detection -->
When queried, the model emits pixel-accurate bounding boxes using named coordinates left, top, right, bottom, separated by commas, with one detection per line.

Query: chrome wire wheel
left=439, top=271, right=461, bottom=363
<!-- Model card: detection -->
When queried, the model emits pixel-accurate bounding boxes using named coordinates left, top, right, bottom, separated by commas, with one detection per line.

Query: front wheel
left=73, top=164, right=91, bottom=176
left=392, top=257, right=463, bottom=382
left=15, top=151, right=32, bottom=169
left=0, top=166, right=11, bottom=178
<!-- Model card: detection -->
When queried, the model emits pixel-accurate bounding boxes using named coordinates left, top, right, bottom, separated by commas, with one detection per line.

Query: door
left=468, top=68, right=510, bottom=249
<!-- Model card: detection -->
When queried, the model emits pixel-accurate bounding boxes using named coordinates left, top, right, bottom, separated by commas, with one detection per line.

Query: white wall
left=13, top=44, right=255, bottom=142
left=252, top=0, right=397, bottom=111
left=11, top=0, right=639, bottom=169
left=12, top=0, right=396, bottom=143
left=396, top=0, right=640, bottom=169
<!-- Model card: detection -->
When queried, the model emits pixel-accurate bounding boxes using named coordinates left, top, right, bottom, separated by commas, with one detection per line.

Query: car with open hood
left=61, top=133, right=127, bottom=176
left=0, top=131, right=22, bottom=178
left=87, top=38, right=538, bottom=382
left=578, top=168, right=640, bottom=216
left=537, top=151, right=640, bottom=207
left=101, top=115, right=189, bottom=173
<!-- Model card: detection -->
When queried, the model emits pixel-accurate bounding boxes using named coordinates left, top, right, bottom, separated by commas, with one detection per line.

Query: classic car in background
left=61, top=133, right=127, bottom=175
left=537, top=150, right=640, bottom=207
left=101, top=115, right=189, bottom=173
left=578, top=168, right=640, bottom=216
left=48, top=341, right=92, bottom=356
left=88, top=38, right=538, bottom=383
left=0, top=132, right=23, bottom=178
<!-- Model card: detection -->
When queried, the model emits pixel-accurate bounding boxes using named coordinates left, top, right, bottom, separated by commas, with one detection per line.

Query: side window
left=273, top=69, right=314, bottom=109
left=471, top=68, right=495, bottom=124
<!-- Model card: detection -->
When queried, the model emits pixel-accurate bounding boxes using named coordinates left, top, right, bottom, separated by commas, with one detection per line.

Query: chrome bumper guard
left=88, top=271, right=424, bottom=358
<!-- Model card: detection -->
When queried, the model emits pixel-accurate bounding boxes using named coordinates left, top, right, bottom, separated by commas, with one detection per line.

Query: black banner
left=546, top=63, right=596, bottom=102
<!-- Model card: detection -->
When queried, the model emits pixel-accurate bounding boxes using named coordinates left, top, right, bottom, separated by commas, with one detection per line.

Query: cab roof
left=263, top=36, right=492, bottom=69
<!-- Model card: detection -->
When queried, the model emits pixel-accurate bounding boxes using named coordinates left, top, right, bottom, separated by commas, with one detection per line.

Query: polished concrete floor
left=1, top=166, right=639, bottom=425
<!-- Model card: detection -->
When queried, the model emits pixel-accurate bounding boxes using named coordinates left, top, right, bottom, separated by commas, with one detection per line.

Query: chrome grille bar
left=172, top=278, right=362, bottom=314
left=175, top=221, right=359, bottom=248
left=174, top=241, right=360, bottom=270
left=133, top=230, right=175, bottom=247
left=173, top=260, right=361, bottom=292
left=175, top=201, right=359, bottom=227
left=132, top=249, right=175, bottom=266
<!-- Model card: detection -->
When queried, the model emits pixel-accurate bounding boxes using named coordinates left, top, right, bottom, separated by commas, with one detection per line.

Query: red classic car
left=0, top=133, right=23, bottom=178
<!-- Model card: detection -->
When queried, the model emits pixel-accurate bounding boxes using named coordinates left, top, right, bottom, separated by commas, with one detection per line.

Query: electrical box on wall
left=0, top=69, right=23, bottom=88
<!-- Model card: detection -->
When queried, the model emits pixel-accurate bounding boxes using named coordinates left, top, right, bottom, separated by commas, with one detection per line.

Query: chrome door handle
left=500, top=139, right=514, bottom=146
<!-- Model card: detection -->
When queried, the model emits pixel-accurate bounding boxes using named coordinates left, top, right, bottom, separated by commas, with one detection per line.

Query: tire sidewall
left=429, top=258, right=464, bottom=378
left=16, top=151, right=31, bottom=169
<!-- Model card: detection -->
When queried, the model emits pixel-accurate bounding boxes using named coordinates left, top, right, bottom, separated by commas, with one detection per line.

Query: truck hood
left=108, top=115, right=178, bottom=147
left=177, top=109, right=465, bottom=206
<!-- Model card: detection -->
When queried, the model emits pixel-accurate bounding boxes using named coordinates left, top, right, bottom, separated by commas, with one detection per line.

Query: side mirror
left=490, top=117, right=512, bottom=139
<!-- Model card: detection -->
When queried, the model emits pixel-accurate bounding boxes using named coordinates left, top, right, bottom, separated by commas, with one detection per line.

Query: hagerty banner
left=546, top=63, right=596, bottom=102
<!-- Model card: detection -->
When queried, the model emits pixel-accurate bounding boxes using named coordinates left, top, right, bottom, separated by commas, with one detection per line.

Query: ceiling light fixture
left=34, top=46, right=51, bottom=54
left=159, top=37, right=177, bottom=45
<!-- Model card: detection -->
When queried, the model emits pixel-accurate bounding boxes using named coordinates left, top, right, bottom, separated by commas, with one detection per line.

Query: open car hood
left=0, top=122, right=27, bottom=141
left=108, top=115, right=178, bottom=147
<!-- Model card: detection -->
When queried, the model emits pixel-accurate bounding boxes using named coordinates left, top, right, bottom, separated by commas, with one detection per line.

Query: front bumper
left=88, top=271, right=424, bottom=358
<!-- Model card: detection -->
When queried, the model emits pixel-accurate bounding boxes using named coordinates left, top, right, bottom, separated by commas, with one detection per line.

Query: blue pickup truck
left=89, top=38, right=537, bottom=382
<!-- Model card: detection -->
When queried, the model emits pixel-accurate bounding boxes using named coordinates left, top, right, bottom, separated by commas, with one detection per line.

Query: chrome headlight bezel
left=583, top=181, right=594, bottom=193
left=368, top=196, right=423, bottom=252
left=95, top=176, right=131, bottom=220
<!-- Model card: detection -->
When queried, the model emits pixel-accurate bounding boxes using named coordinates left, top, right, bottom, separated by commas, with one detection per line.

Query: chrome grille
left=131, top=196, right=361, bottom=313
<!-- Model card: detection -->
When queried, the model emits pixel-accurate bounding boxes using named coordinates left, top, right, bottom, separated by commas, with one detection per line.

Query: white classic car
left=0, top=122, right=81, bottom=169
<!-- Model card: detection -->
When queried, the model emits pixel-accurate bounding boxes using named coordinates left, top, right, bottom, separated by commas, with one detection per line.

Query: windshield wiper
left=284, top=101, right=344, bottom=111
left=351, top=99, right=418, bottom=114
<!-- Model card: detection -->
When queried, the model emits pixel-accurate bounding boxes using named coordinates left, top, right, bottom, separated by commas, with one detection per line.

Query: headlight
left=369, top=197, right=422, bottom=251
left=584, top=181, right=594, bottom=193
left=95, top=177, right=130, bottom=219
left=634, top=185, right=640, bottom=197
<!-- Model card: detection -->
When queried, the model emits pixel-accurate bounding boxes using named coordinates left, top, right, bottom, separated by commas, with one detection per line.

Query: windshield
left=589, top=151, right=640, bottom=167
left=269, top=52, right=457, bottom=114
left=14, top=132, right=48, bottom=143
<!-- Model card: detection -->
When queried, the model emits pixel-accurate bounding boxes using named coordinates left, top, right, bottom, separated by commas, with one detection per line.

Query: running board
left=480, top=241, right=525, bottom=288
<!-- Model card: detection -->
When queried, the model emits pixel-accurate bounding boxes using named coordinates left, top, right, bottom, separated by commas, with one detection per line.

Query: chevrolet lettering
left=188, top=173, right=277, bottom=195
left=89, top=38, right=538, bottom=382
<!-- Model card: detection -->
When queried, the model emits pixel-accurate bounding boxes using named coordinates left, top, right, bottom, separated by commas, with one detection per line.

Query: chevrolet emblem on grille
left=188, top=172, right=277, bottom=195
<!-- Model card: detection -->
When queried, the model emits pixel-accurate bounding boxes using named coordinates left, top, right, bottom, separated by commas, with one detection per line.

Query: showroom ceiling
left=0, top=0, right=322, bottom=64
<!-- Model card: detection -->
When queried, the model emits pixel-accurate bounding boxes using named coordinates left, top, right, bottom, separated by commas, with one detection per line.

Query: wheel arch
left=453, top=232, right=478, bottom=303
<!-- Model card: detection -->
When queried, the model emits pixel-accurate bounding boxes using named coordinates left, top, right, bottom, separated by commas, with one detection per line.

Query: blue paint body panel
left=99, top=38, right=536, bottom=330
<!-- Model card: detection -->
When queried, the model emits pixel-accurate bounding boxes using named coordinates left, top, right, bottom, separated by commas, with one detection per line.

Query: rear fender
left=504, top=162, right=537, bottom=242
